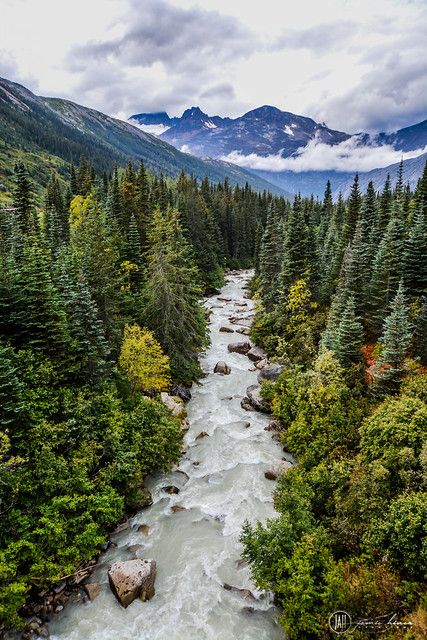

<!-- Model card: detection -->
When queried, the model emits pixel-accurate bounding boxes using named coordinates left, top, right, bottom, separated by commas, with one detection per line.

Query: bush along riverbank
left=241, top=172, right=427, bottom=639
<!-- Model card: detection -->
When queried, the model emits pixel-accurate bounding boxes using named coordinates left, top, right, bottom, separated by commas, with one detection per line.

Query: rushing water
left=49, top=270, right=285, bottom=640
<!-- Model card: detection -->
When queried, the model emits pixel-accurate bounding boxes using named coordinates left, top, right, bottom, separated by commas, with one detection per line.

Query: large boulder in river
left=257, top=363, right=286, bottom=384
left=108, top=559, right=156, bottom=607
left=247, top=346, right=267, bottom=362
left=227, top=341, right=251, bottom=355
left=219, top=326, right=234, bottom=333
left=246, top=385, right=270, bottom=413
left=160, top=392, right=185, bottom=418
left=214, top=361, right=231, bottom=375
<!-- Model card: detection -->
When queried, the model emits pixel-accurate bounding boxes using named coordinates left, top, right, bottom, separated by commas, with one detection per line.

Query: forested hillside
left=0, top=76, right=287, bottom=204
left=0, top=158, right=281, bottom=628
left=242, top=162, right=427, bottom=638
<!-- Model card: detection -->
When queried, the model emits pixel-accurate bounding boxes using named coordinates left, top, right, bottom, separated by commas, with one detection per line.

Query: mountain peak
left=181, top=106, right=207, bottom=120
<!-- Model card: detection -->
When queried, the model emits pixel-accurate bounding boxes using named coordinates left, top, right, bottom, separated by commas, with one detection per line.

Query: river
left=49, top=270, right=285, bottom=640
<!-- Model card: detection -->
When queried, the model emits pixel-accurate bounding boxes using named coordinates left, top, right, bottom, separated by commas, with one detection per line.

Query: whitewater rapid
left=49, top=270, right=284, bottom=640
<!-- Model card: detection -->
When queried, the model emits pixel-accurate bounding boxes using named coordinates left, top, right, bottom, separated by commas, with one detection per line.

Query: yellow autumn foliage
left=69, top=194, right=95, bottom=229
left=119, top=324, right=170, bottom=392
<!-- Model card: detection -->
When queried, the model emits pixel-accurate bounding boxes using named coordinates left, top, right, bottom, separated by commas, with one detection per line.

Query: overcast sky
left=1, top=0, right=426, bottom=133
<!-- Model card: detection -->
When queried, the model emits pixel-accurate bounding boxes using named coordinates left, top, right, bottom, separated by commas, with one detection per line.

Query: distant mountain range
left=0, top=77, right=290, bottom=202
left=130, top=105, right=427, bottom=197
left=129, top=105, right=351, bottom=158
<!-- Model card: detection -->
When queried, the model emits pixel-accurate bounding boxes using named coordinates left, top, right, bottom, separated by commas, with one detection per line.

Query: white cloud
left=221, top=135, right=427, bottom=173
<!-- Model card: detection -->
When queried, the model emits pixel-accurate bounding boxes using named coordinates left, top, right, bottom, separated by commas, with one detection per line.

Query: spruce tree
left=11, top=241, right=69, bottom=359
left=372, top=282, right=413, bottom=395
left=254, top=220, right=264, bottom=275
left=142, top=206, right=208, bottom=385
left=333, top=296, right=364, bottom=367
left=13, top=162, right=33, bottom=233
left=0, top=341, right=24, bottom=431
left=58, top=263, right=110, bottom=383
left=343, top=174, right=361, bottom=243
left=414, top=296, right=427, bottom=365
left=279, top=195, right=308, bottom=295
left=135, top=160, right=151, bottom=243
left=414, top=159, right=427, bottom=216
left=369, top=214, right=405, bottom=335
left=259, top=205, right=282, bottom=306
left=403, top=206, right=427, bottom=297
left=377, top=174, right=392, bottom=235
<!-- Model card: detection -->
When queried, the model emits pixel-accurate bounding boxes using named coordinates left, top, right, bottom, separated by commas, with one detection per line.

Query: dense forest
left=242, top=162, right=427, bottom=638
left=0, top=158, right=278, bottom=628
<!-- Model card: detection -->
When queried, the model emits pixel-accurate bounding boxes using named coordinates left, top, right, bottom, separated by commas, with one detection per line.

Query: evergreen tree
left=69, top=194, right=120, bottom=339
left=279, top=195, right=308, bottom=296
left=403, top=206, right=427, bottom=297
left=414, top=159, right=427, bottom=216
left=259, top=205, right=282, bottom=306
left=334, top=296, right=364, bottom=367
left=377, top=174, right=392, bottom=235
left=343, top=174, right=361, bottom=243
left=70, top=163, right=78, bottom=195
left=12, top=162, right=33, bottom=233
left=414, top=296, right=427, bottom=365
left=254, top=220, right=264, bottom=275
left=59, top=265, right=111, bottom=383
left=372, top=283, right=413, bottom=395
left=135, top=160, right=151, bottom=243
left=369, top=214, right=405, bottom=335
left=11, top=241, right=69, bottom=359
left=0, top=341, right=24, bottom=430
left=142, top=207, right=208, bottom=384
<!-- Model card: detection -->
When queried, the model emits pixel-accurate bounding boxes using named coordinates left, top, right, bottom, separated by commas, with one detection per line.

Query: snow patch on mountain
left=283, top=125, right=294, bottom=136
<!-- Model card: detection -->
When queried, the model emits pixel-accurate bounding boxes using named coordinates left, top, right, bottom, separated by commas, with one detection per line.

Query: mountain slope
left=375, top=119, right=427, bottom=152
left=0, top=77, right=289, bottom=201
left=336, top=152, right=427, bottom=198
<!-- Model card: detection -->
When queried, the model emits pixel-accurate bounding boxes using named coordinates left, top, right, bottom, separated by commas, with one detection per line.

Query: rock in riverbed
left=245, top=385, right=270, bottom=413
left=247, top=346, right=267, bottom=362
left=241, top=397, right=256, bottom=412
left=219, top=326, right=234, bottom=333
left=228, top=341, right=251, bottom=354
left=257, top=363, right=286, bottom=383
left=108, top=559, right=156, bottom=608
left=236, top=327, right=250, bottom=336
left=214, top=361, right=231, bottom=375
left=170, top=385, right=192, bottom=402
